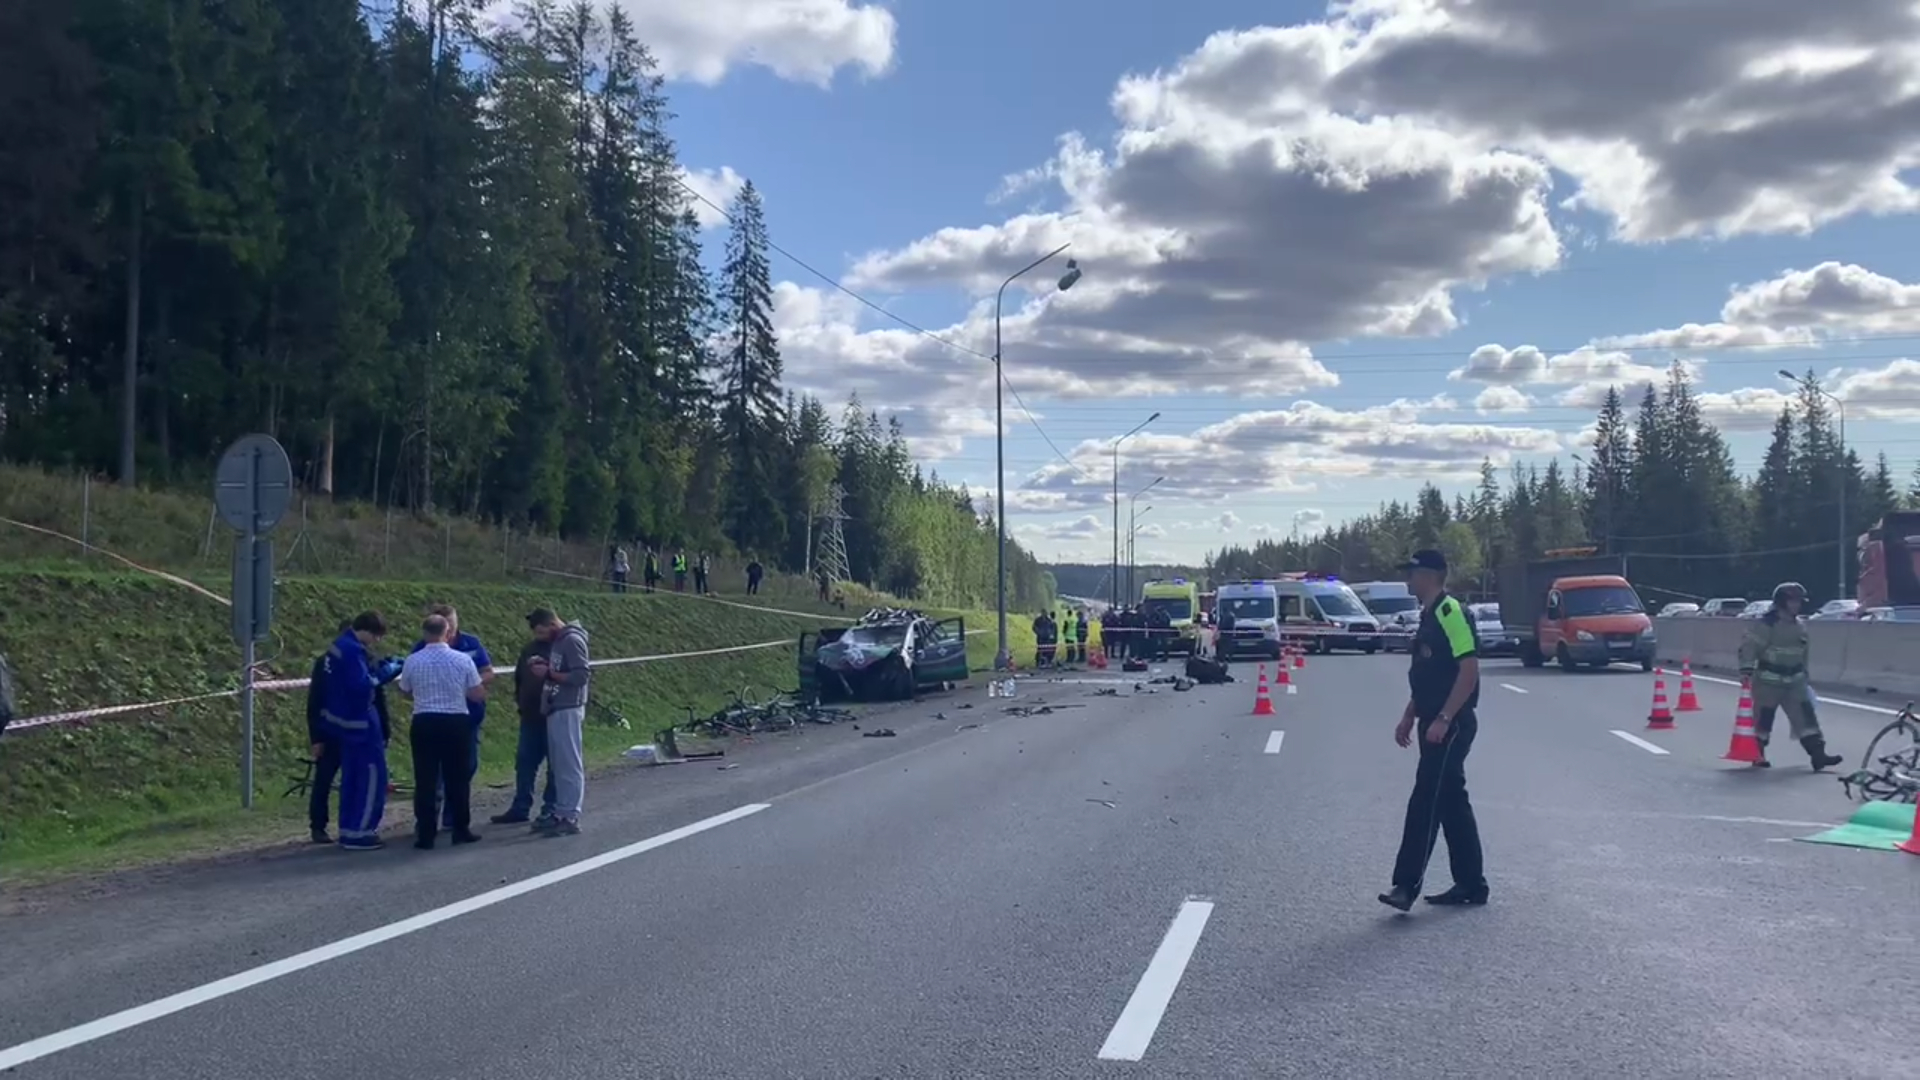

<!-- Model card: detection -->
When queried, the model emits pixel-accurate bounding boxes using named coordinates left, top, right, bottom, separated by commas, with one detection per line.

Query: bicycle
left=1839, top=701, right=1920, bottom=804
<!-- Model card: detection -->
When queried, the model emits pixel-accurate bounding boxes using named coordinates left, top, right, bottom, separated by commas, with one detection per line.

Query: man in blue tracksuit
left=305, top=622, right=396, bottom=844
left=322, top=611, right=391, bottom=850
left=412, top=604, right=493, bottom=830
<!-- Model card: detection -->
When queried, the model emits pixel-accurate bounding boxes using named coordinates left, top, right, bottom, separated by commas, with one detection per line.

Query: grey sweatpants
left=546, top=706, right=586, bottom=819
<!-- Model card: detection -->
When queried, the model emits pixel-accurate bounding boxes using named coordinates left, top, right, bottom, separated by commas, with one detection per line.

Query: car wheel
left=887, top=657, right=916, bottom=701
left=1556, top=644, right=1577, bottom=671
left=1640, top=657, right=1654, bottom=673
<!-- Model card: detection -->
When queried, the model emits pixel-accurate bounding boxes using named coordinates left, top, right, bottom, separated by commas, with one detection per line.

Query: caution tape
left=0, top=516, right=232, bottom=607
left=3, top=643, right=793, bottom=736
left=519, top=564, right=862, bottom=623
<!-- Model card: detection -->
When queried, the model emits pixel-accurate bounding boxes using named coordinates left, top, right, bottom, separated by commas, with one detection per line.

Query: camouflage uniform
left=1735, top=582, right=1843, bottom=770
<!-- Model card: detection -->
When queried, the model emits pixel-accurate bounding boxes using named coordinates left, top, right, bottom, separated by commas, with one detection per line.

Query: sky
left=581, top=0, right=1920, bottom=566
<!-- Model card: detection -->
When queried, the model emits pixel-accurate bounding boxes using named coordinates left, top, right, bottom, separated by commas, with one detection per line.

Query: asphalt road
left=3, top=653, right=1915, bottom=1078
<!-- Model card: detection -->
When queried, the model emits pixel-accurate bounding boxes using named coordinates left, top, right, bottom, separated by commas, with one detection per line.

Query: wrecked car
left=800, top=608, right=969, bottom=702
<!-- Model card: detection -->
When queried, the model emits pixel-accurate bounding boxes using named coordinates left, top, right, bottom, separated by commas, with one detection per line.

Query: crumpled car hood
left=818, top=641, right=900, bottom=670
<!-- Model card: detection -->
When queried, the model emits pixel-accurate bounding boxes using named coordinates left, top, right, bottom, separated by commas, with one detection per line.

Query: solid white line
left=0, top=803, right=772, bottom=1071
left=1264, top=730, right=1285, bottom=755
left=1688, top=672, right=1901, bottom=716
left=1097, top=898, right=1215, bottom=1062
left=1500, top=683, right=1528, bottom=694
left=1609, top=730, right=1671, bottom=755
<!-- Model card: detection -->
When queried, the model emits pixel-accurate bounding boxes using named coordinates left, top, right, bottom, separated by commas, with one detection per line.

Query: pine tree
left=1584, top=386, right=1632, bottom=552
left=718, top=180, right=785, bottom=553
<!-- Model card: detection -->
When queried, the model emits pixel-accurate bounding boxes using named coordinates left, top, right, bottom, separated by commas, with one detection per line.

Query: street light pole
left=1110, top=413, right=1160, bottom=609
left=1779, top=370, right=1848, bottom=599
left=1126, top=477, right=1162, bottom=598
left=993, top=243, right=1081, bottom=670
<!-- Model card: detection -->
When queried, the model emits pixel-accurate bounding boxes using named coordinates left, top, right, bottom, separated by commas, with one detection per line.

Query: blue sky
left=628, top=0, right=1920, bottom=563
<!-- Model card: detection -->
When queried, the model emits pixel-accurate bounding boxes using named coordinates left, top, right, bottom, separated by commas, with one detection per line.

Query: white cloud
left=1835, top=358, right=1920, bottom=420
left=481, top=0, right=897, bottom=86
left=1292, top=508, right=1326, bottom=531
left=1218, top=511, right=1242, bottom=532
left=679, top=166, right=746, bottom=229
left=1007, top=399, right=1562, bottom=514
left=1695, top=386, right=1795, bottom=431
left=1016, top=514, right=1107, bottom=543
left=1473, top=385, right=1532, bottom=414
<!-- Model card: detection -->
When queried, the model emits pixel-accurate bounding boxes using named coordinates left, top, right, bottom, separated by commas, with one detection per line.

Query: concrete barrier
left=1652, top=617, right=1920, bottom=702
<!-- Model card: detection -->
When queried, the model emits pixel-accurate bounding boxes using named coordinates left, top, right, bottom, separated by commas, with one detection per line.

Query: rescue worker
left=673, top=550, right=689, bottom=592
left=320, top=611, right=391, bottom=851
left=1074, top=608, right=1090, bottom=664
left=1149, top=605, right=1173, bottom=661
left=1737, top=582, right=1844, bottom=771
left=305, top=622, right=395, bottom=844
left=1032, top=611, right=1057, bottom=668
left=644, top=547, right=662, bottom=592
left=1060, top=609, right=1077, bottom=664
left=1380, top=549, right=1487, bottom=911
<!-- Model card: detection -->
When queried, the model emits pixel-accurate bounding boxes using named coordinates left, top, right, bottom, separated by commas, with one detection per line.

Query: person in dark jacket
left=1074, top=609, right=1090, bottom=663
left=746, top=557, right=764, bottom=596
left=319, top=611, right=391, bottom=850
left=491, top=624, right=560, bottom=828
left=305, top=621, right=396, bottom=844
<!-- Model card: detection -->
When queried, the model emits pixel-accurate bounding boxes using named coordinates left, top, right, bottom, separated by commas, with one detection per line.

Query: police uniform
left=1385, top=551, right=1487, bottom=907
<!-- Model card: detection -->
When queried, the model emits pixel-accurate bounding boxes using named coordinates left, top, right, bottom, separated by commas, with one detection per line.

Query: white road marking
left=1097, top=898, right=1215, bottom=1062
left=1687, top=672, right=1901, bottom=716
left=1264, top=730, right=1285, bottom=755
left=0, top=804, right=772, bottom=1071
left=1609, top=730, right=1671, bottom=755
left=1501, top=683, right=1528, bottom=694
left=1698, top=815, right=1834, bottom=829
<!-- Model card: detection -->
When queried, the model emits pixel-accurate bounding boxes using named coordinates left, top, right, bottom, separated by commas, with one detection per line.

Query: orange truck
left=1499, top=554, right=1656, bottom=672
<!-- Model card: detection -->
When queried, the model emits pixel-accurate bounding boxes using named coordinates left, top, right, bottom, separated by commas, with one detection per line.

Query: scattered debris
left=1087, top=798, right=1117, bottom=809
left=863, top=727, right=898, bottom=738
left=955, top=703, right=975, bottom=710
left=955, top=722, right=982, bottom=732
left=717, top=762, right=739, bottom=771
left=1089, top=687, right=1119, bottom=697
left=1003, top=703, right=1087, bottom=717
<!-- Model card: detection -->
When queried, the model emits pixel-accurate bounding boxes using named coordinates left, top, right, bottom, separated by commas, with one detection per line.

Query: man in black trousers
left=1380, top=549, right=1488, bottom=911
left=396, top=613, right=486, bottom=850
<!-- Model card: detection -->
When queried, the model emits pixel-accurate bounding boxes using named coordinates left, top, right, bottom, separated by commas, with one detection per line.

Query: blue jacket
left=319, top=630, right=380, bottom=743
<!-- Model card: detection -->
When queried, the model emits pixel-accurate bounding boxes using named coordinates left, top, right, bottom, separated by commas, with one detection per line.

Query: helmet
left=1771, top=581, right=1807, bottom=607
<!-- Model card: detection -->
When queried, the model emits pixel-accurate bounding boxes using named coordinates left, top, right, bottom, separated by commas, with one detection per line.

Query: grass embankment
left=0, top=569, right=1032, bottom=880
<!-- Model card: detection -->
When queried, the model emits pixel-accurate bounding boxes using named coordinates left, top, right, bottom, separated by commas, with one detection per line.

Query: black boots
left=1801, top=736, right=1844, bottom=772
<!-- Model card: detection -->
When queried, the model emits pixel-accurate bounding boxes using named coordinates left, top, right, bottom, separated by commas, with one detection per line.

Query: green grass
left=0, top=568, right=1033, bottom=880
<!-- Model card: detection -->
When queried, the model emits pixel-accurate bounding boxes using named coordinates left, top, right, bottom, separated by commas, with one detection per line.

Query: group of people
left=610, top=546, right=759, bottom=596
left=1031, top=608, right=1091, bottom=667
left=306, top=602, right=593, bottom=851
left=1099, top=604, right=1175, bottom=662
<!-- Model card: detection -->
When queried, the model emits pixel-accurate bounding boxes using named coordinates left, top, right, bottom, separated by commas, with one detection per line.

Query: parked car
left=1736, top=600, right=1773, bottom=620
left=1860, top=605, right=1920, bottom=623
left=1701, top=598, right=1749, bottom=617
left=1656, top=602, right=1700, bottom=618
left=1379, top=610, right=1419, bottom=652
left=1470, top=603, right=1517, bottom=656
left=1810, top=599, right=1860, bottom=620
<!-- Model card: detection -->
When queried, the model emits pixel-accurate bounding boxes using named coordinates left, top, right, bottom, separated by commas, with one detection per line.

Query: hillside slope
left=0, top=570, right=1031, bottom=877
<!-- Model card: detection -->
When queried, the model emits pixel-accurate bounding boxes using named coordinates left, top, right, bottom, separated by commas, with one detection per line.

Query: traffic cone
left=1646, top=668, right=1675, bottom=730
left=1293, top=643, right=1306, bottom=669
left=1676, top=660, right=1701, bottom=712
left=1274, top=661, right=1297, bottom=695
left=1090, top=646, right=1107, bottom=670
left=1898, top=805, right=1920, bottom=857
left=1722, top=679, right=1765, bottom=764
left=1252, top=666, right=1275, bottom=716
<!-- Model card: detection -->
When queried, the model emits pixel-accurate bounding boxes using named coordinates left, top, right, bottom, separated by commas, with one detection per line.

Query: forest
left=0, top=0, right=1052, bottom=611
left=1212, top=365, right=1920, bottom=607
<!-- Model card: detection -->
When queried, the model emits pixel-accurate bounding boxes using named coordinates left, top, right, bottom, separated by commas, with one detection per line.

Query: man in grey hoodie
left=525, top=608, right=590, bottom=836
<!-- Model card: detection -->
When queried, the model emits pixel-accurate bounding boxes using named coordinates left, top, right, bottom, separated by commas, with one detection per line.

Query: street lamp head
left=1146, top=411, right=1161, bottom=423
left=1057, top=259, right=1082, bottom=291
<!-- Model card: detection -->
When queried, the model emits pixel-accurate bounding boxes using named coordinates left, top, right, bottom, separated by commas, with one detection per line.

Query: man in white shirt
left=397, top=614, right=487, bottom=849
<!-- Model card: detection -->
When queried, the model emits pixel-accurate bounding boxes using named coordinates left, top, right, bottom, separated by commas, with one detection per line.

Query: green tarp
left=1797, top=801, right=1919, bottom=852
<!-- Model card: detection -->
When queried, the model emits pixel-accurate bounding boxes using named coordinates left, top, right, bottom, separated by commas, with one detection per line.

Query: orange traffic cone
left=1293, top=643, right=1306, bottom=669
left=1274, top=661, right=1296, bottom=695
left=1676, top=660, right=1701, bottom=712
left=1722, top=679, right=1765, bottom=764
left=1090, top=646, right=1107, bottom=670
left=1252, top=666, right=1275, bottom=716
left=1898, top=805, right=1920, bottom=856
left=1646, top=668, right=1675, bottom=730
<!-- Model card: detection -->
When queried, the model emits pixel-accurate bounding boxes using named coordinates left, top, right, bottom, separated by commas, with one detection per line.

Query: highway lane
left=2, top=654, right=1914, bottom=1078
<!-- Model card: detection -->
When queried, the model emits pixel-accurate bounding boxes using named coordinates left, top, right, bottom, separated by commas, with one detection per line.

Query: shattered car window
left=842, top=624, right=909, bottom=649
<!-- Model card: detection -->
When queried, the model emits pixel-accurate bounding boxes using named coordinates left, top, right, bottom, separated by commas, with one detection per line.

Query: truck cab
left=1505, top=556, right=1656, bottom=671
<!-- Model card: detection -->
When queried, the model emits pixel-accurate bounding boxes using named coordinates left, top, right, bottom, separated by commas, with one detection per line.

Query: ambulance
left=1272, top=573, right=1381, bottom=654
left=1213, top=580, right=1284, bottom=659
left=1139, top=578, right=1202, bottom=656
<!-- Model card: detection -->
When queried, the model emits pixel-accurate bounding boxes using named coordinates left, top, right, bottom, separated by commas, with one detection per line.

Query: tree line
left=0, top=0, right=1050, bottom=610
left=1211, top=363, right=1919, bottom=607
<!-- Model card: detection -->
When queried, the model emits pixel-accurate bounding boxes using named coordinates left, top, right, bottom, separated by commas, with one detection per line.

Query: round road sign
left=213, top=433, right=294, bottom=533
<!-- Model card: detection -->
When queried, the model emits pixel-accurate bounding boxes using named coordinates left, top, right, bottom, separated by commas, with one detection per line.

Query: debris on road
left=863, top=727, right=898, bottom=738
left=1086, top=798, right=1117, bottom=809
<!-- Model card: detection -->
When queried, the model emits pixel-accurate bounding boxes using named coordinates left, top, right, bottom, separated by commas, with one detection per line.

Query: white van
left=1214, top=580, right=1283, bottom=659
left=1351, top=580, right=1420, bottom=622
left=1275, top=576, right=1381, bottom=654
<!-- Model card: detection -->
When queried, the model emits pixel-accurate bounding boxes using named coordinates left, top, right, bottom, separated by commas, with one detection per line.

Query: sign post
left=214, top=434, right=293, bottom=808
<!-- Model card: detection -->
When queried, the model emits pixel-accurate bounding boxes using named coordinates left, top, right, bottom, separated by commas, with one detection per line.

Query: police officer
left=1737, top=581, right=1844, bottom=771
left=1380, top=549, right=1488, bottom=912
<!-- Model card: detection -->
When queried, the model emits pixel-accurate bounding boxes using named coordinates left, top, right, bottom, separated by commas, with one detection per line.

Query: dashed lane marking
left=1500, top=683, right=1528, bottom=694
left=1097, top=898, right=1215, bottom=1062
left=1687, top=672, right=1902, bottom=717
left=1263, top=731, right=1285, bottom=755
left=1609, top=729, right=1671, bottom=755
